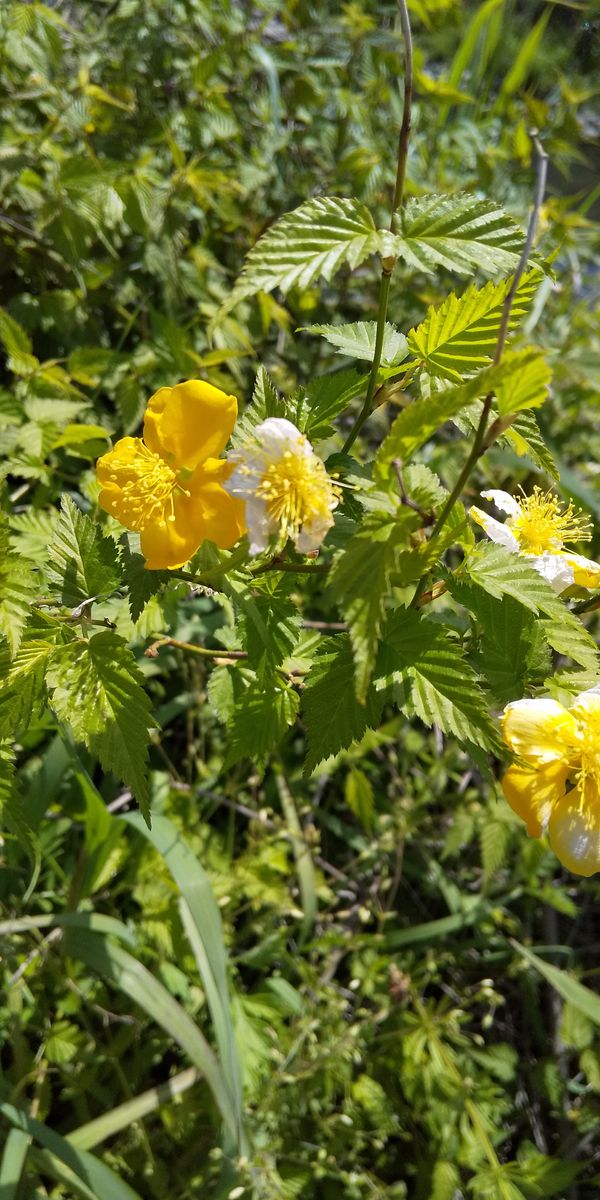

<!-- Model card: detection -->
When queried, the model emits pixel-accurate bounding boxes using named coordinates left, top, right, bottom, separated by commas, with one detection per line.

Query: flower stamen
left=509, top=487, right=591, bottom=556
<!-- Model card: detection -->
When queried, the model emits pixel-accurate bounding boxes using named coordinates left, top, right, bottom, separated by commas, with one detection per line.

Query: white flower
left=470, top=487, right=600, bottom=593
left=224, top=417, right=340, bottom=556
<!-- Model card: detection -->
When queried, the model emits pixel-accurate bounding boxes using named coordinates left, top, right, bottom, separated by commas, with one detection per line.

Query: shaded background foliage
left=1, top=1, right=600, bottom=1197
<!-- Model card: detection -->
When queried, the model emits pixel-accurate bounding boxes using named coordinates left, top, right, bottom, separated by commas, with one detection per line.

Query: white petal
left=480, top=489, right=522, bottom=518
left=530, top=552, right=575, bottom=593
left=296, top=511, right=334, bottom=553
left=255, top=417, right=311, bottom=457
left=470, top=506, right=519, bottom=552
left=244, top=497, right=276, bottom=556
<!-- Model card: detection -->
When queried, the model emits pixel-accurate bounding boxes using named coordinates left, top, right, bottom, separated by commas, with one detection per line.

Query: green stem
left=341, top=0, right=413, bottom=455
left=342, top=271, right=392, bottom=454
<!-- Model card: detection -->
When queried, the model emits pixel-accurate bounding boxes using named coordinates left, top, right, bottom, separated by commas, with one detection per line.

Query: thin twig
left=390, top=0, right=413, bottom=217
left=144, top=636, right=247, bottom=662
left=409, top=133, right=549, bottom=608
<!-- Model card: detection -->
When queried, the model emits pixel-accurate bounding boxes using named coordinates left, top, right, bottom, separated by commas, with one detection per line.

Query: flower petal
left=255, top=417, right=313, bottom=457
left=501, top=698, right=577, bottom=764
left=144, top=380, right=237, bottom=469
left=548, top=783, right=600, bottom=877
left=529, top=552, right=575, bottom=593
left=180, top=459, right=246, bottom=549
left=480, top=489, right=522, bottom=517
left=502, top=760, right=568, bottom=837
left=561, top=551, right=600, bottom=590
left=470, top=506, right=519, bottom=552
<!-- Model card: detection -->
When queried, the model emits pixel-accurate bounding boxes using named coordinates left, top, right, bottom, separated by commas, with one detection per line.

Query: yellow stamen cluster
left=255, top=447, right=340, bottom=544
left=106, top=443, right=187, bottom=531
left=573, top=703, right=600, bottom=805
left=510, top=487, right=591, bottom=556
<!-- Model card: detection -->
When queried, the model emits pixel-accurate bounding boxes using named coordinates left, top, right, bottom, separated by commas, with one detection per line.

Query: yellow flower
left=501, top=691, right=600, bottom=876
left=97, top=380, right=246, bottom=570
left=470, top=487, right=600, bottom=593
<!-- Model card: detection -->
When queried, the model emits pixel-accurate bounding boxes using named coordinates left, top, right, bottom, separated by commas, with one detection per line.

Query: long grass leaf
left=497, top=9, right=551, bottom=104
left=122, top=812, right=245, bottom=1149
left=511, top=940, right=600, bottom=1025
left=0, top=1128, right=29, bottom=1198
left=67, top=1067, right=200, bottom=1151
left=63, top=926, right=239, bottom=1145
left=0, top=1103, right=142, bottom=1200
left=438, top=0, right=504, bottom=125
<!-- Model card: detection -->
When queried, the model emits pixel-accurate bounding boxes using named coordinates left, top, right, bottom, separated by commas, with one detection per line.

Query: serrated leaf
left=466, top=543, right=598, bottom=670
left=46, top=632, right=154, bottom=823
left=330, top=510, right=416, bottom=701
left=0, top=515, right=38, bottom=656
left=304, top=320, right=408, bottom=368
left=0, top=306, right=33, bottom=357
left=0, top=740, right=38, bottom=862
left=302, top=637, right=384, bottom=775
left=481, top=818, right=512, bottom=879
left=495, top=347, right=551, bottom=416
left=448, top=576, right=547, bottom=702
left=407, top=271, right=538, bottom=382
left=223, top=682, right=299, bottom=768
left=294, top=368, right=366, bottom=439
left=237, top=584, right=302, bottom=679
left=47, top=495, right=122, bottom=608
left=120, top=534, right=170, bottom=623
left=226, top=196, right=382, bottom=305
left=375, top=360, right=506, bottom=472
left=375, top=609, right=502, bottom=751
left=506, top=411, right=559, bottom=480
left=0, top=616, right=72, bottom=737
left=392, top=193, right=525, bottom=276
left=233, top=365, right=290, bottom=446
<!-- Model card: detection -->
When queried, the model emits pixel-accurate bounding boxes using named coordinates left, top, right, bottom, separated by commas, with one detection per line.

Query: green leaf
left=47, top=495, right=122, bottom=608
left=0, top=619, right=70, bottom=737
left=0, top=740, right=38, bottom=865
left=302, top=637, right=384, bottom=775
left=67, top=1067, right=200, bottom=1152
left=226, top=196, right=382, bottom=304
left=448, top=576, right=548, bottom=702
left=46, top=632, right=154, bottom=823
left=294, top=368, right=366, bottom=439
left=392, top=193, right=525, bottom=276
left=376, top=609, right=502, bottom=752
left=223, top=681, right=300, bottom=768
left=233, top=365, right=290, bottom=445
left=495, top=348, right=551, bottom=416
left=0, top=1102, right=142, bottom=1200
left=375, top=361, right=505, bottom=472
left=237, top=583, right=302, bottom=679
left=330, top=510, right=416, bottom=701
left=119, top=534, right=170, bottom=623
left=407, top=271, right=538, bottom=383
left=506, top=411, right=559, bottom=480
left=466, top=543, right=599, bottom=670
left=344, top=767, right=375, bottom=834
left=512, top=940, right=600, bottom=1027
left=0, top=516, right=38, bottom=657
left=0, top=1128, right=29, bottom=1199
left=0, top=307, right=38, bottom=375
left=304, top=320, right=408, bottom=368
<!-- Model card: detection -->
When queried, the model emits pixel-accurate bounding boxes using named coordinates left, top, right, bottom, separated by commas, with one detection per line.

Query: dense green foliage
left=2, top=1, right=600, bottom=1197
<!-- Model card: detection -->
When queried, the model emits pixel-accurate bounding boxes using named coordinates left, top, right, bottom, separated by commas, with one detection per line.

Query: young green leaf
left=47, top=495, right=122, bottom=608
left=407, top=271, right=539, bottom=382
left=495, top=347, right=551, bottom=416
left=0, top=516, right=38, bottom=657
left=46, top=632, right=154, bottom=824
left=304, top=320, right=408, bottom=368
left=391, top=193, right=525, bottom=276
left=223, top=681, right=299, bottom=768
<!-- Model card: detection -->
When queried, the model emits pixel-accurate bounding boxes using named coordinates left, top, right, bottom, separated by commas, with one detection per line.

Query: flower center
left=509, top=487, right=591, bottom=556
left=256, top=446, right=339, bottom=543
left=106, top=442, right=187, bottom=530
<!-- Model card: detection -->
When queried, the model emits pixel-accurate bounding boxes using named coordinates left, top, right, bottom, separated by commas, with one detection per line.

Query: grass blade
left=63, top=926, right=239, bottom=1146
left=0, top=1103, right=142, bottom=1200
left=68, top=1067, right=201, bottom=1151
left=274, top=766, right=317, bottom=942
left=122, top=812, right=245, bottom=1151
left=511, top=939, right=600, bottom=1025
left=0, top=1128, right=29, bottom=1198
left=0, top=911, right=137, bottom=945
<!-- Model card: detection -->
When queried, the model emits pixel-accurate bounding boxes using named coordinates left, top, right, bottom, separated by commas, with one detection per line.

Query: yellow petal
left=96, top=437, right=150, bottom=525
left=502, top=761, right=568, bottom=837
left=181, top=459, right=246, bottom=548
left=140, top=520, right=201, bottom=571
left=143, top=380, right=237, bottom=470
left=560, top=551, right=600, bottom=589
left=548, top=783, right=600, bottom=876
left=501, top=698, right=577, bottom=764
